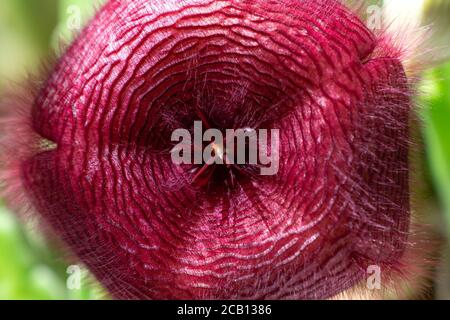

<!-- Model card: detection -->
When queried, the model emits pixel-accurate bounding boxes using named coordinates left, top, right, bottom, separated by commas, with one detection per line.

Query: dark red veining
left=15, top=0, right=411, bottom=299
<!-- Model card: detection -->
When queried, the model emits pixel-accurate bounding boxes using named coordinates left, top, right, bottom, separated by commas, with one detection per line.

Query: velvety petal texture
left=3, top=0, right=411, bottom=299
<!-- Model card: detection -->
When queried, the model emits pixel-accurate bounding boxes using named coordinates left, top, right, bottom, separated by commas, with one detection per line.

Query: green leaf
left=0, top=205, right=65, bottom=299
left=421, top=61, right=450, bottom=230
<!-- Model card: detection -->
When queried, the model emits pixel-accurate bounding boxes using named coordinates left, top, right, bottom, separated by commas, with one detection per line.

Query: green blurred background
left=0, top=0, right=450, bottom=300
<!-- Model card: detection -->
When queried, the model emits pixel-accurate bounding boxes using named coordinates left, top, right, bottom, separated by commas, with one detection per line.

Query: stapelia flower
left=0, top=0, right=422, bottom=299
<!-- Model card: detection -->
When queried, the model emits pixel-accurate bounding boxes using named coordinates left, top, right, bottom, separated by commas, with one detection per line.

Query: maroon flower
left=1, top=0, right=412, bottom=299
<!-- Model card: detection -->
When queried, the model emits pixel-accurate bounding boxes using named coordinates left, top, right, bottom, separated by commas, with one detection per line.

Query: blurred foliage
left=0, top=203, right=64, bottom=299
left=0, top=203, right=103, bottom=299
left=424, top=0, right=450, bottom=63
left=0, top=0, right=449, bottom=300
left=0, top=0, right=56, bottom=93
left=421, top=62, right=450, bottom=230
left=52, top=0, right=105, bottom=50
